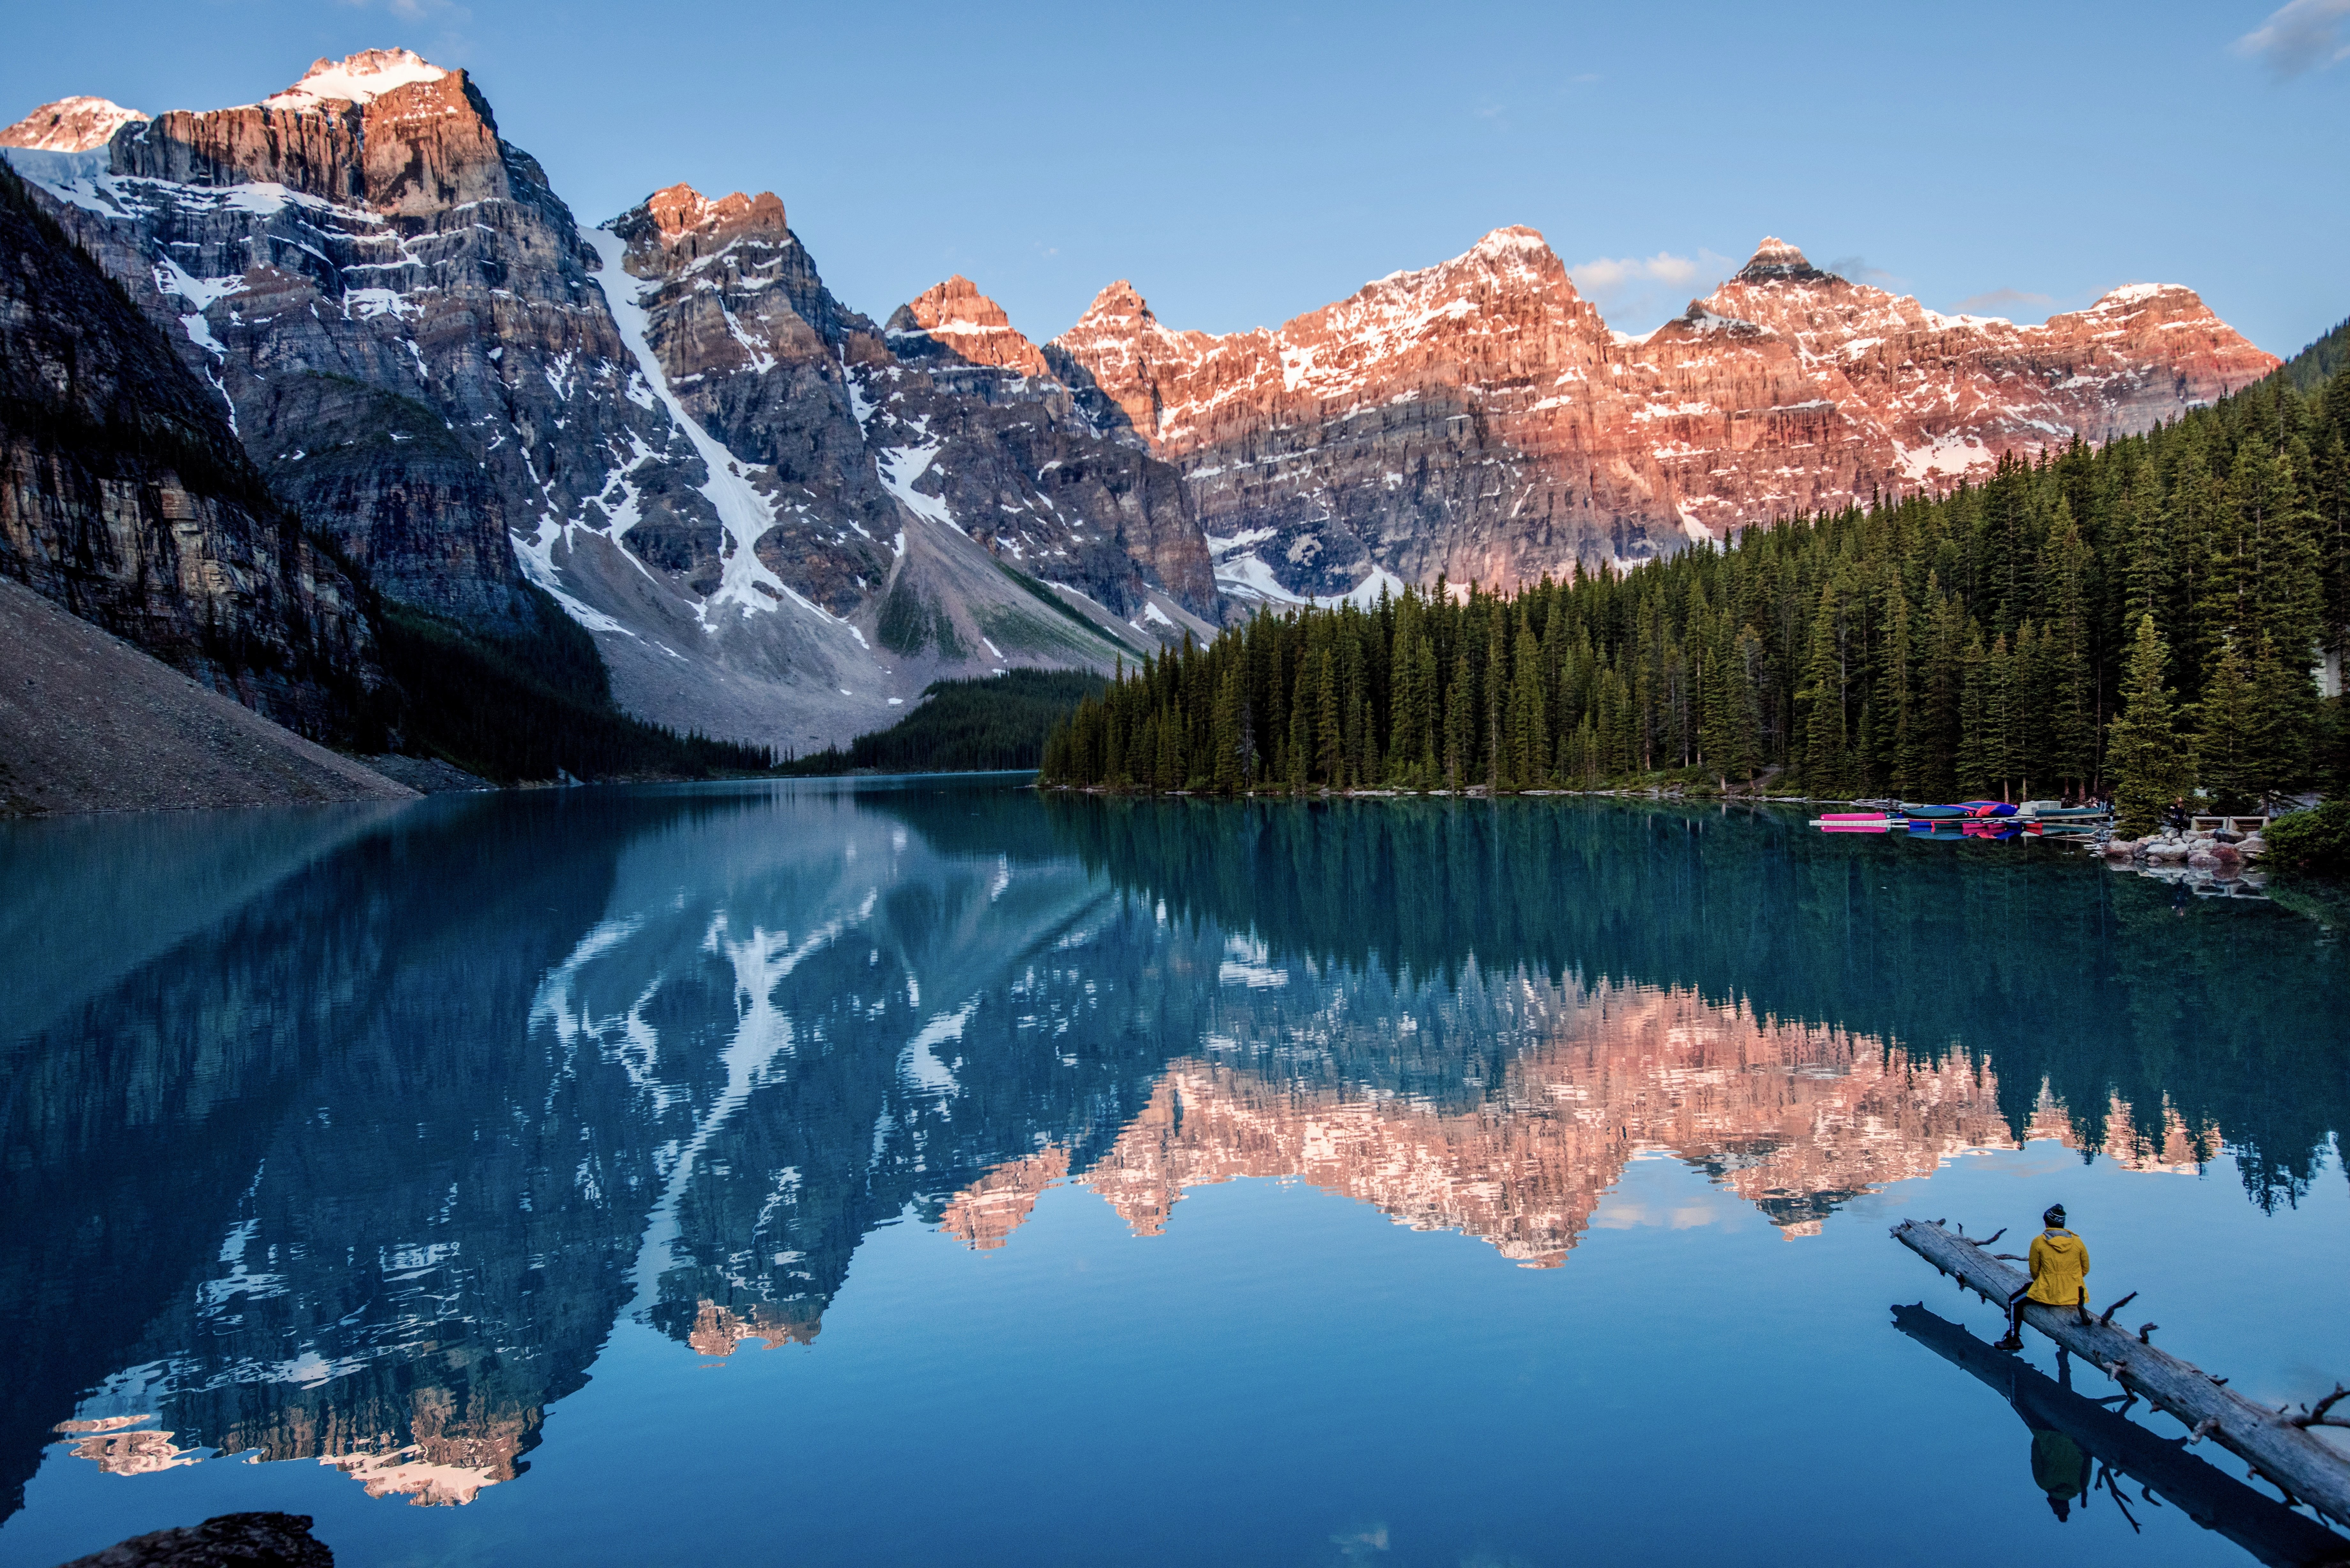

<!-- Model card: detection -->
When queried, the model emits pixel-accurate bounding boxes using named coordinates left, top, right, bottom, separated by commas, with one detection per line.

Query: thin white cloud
left=1949, top=287, right=2058, bottom=322
left=1572, top=251, right=1705, bottom=293
left=2233, top=0, right=2350, bottom=79
left=1569, top=249, right=1735, bottom=329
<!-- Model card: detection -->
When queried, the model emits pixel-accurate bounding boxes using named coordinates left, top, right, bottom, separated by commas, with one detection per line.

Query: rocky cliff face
left=0, top=50, right=626, bottom=628
left=1050, top=231, right=2279, bottom=599
left=0, top=160, right=375, bottom=737
left=868, top=272, right=1216, bottom=624
left=3, top=57, right=1209, bottom=752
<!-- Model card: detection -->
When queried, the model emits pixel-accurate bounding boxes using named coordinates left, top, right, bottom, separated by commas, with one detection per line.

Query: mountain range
left=0, top=48, right=2280, bottom=758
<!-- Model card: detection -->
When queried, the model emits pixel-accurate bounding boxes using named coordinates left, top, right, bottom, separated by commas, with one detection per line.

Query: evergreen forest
left=777, top=670, right=1103, bottom=775
left=1042, top=354, right=2350, bottom=832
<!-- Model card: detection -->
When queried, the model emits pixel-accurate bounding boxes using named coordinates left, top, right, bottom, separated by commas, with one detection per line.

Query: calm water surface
left=2, top=780, right=2346, bottom=1567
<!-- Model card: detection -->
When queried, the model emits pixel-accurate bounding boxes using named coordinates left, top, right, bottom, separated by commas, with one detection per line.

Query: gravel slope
left=0, top=577, right=418, bottom=814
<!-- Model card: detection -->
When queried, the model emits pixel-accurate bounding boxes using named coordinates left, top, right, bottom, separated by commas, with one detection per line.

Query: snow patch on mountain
left=261, top=49, right=447, bottom=111
left=0, top=96, right=147, bottom=153
left=585, top=226, right=834, bottom=629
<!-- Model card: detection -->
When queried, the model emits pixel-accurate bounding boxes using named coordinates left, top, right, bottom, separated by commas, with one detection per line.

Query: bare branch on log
left=2292, top=1386, right=2350, bottom=1429
left=2139, top=1322, right=2159, bottom=1343
left=2098, top=1291, right=2139, bottom=1327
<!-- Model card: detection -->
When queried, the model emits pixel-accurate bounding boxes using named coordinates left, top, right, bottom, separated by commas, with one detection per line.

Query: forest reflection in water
left=1, top=780, right=2343, bottom=1559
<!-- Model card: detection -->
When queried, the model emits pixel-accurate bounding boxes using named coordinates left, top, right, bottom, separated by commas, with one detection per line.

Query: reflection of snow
left=67, top=1427, right=202, bottom=1476
left=901, top=1001, right=977, bottom=1094
left=1217, top=935, right=1288, bottom=990
left=324, top=1446, right=501, bottom=1507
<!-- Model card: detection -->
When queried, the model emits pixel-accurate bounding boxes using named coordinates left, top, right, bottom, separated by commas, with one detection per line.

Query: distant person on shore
left=2163, top=796, right=2190, bottom=833
left=1995, top=1204, right=2091, bottom=1351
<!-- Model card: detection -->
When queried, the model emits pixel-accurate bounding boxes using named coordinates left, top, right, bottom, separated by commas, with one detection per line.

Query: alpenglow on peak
left=262, top=48, right=449, bottom=110
left=0, top=95, right=148, bottom=152
left=644, top=183, right=788, bottom=240
left=1735, top=236, right=1831, bottom=284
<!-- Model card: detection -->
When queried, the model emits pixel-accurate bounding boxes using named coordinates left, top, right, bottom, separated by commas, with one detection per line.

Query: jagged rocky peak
left=644, top=182, right=788, bottom=245
left=887, top=275, right=1050, bottom=377
left=261, top=48, right=447, bottom=109
left=2076, top=281, right=2209, bottom=320
left=1462, top=223, right=1560, bottom=272
left=110, top=46, right=518, bottom=217
left=0, top=95, right=148, bottom=152
left=1735, top=236, right=1834, bottom=284
left=1075, top=279, right=1158, bottom=329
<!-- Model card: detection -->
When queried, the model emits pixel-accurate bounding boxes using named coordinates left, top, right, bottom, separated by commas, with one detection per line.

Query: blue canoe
left=1899, top=800, right=2018, bottom=821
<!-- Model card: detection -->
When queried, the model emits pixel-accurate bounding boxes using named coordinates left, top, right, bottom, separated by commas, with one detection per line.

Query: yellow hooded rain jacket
left=2025, top=1227, right=2089, bottom=1307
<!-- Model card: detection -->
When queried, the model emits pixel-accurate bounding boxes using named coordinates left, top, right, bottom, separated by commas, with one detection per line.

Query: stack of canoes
left=1808, top=800, right=2112, bottom=838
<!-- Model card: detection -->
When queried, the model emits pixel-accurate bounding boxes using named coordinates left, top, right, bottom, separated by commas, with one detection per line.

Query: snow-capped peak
left=2085, top=282, right=2187, bottom=313
left=0, top=95, right=148, bottom=152
left=1075, top=280, right=1156, bottom=327
left=1735, top=236, right=1828, bottom=284
left=262, top=49, right=447, bottom=111
left=1469, top=225, right=1552, bottom=260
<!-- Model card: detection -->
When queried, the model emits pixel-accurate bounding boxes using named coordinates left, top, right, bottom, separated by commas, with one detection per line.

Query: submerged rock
left=56, top=1511, right=332, bottom=1567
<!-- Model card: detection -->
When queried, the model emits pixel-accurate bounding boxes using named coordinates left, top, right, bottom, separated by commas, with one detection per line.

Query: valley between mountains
left=0, top=48, right=2278, bottom=764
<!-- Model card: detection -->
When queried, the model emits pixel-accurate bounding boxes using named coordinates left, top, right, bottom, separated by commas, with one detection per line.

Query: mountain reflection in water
left=1, top=782, right=2343, bottom=1545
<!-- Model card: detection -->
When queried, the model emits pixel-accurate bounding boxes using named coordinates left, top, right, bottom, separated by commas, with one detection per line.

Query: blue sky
left=6, top=1, right=2344, bottom=355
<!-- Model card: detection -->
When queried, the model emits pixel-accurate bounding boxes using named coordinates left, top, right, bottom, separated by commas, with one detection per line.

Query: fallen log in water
left=1893, top=1217, right=2350, bottom=1527
left=1893, top=1304, right=2350, bottom=1567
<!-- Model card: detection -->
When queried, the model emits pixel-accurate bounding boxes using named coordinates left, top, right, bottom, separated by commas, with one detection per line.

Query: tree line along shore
left=1040, top=339, right=2350, bottom=840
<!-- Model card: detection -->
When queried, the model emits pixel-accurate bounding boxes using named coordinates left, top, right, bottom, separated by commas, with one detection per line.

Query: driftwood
left=1893, top=1217, right=2350, bottom=1527
left=1893, top=1305, right=2350, bottom=1567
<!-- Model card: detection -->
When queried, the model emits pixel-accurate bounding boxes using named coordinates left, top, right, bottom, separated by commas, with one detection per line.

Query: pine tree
left=1724, top=629, right=1763, bottom=785
left=1799, top=582, right=1848, bottom=794
left=1314, top=645, right=1342, bottom=788
left=1485, top=604, right=1508, bottom=789
left=2040, top=506, right=2094, bottom=793
left=1412, top=633, right=1440, bottom=782
left=1511, top=615, right=1548, bottom=788
left=1876, top=585, right=1916, bottom=799
left=2110, top=614, right=2194, bottom=836
left=1212, top=663, right=1243, bottom=793
left=1285, top=674, right=1311, bottom=793
left=1956, top=624, right=1990, bottom=796
left=2193, top=637, right=2257, bottom=812
left=1443, top=651, right=1473, bottom=790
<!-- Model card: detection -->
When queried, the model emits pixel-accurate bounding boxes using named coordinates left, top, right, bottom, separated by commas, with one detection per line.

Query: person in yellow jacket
left=1996, top=1204, right=2090, bottom=1350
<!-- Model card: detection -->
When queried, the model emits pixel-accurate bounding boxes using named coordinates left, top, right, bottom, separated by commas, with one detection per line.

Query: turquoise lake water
left=2, top=779, right=2345, bottom=1567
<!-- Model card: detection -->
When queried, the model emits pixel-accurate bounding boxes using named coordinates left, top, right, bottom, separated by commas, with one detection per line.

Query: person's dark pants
left=2008, top=1291, right=2090, bottom=1339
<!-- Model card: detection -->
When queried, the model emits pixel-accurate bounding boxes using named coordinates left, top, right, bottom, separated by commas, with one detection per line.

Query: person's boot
left=1994, top=1332, right=2024, bottom=1351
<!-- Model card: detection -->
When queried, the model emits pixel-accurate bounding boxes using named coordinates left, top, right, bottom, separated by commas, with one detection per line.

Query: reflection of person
left=1995, top=1204, right=2091, bottom=1351
left=2029, top=1428, right=2090, bottom=1520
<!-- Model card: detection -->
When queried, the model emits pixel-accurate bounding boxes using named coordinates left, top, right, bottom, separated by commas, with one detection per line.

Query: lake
left=2, top=779, right=2346, bottom=1567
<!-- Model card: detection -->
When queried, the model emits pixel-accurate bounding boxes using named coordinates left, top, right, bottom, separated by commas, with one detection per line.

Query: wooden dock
left=1893, top=1217, right=2350, bottom=1527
